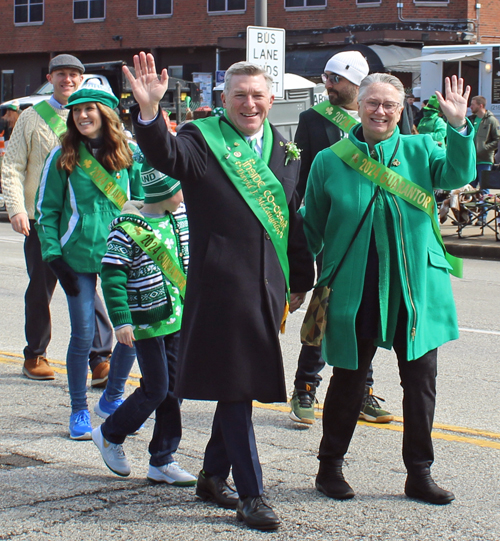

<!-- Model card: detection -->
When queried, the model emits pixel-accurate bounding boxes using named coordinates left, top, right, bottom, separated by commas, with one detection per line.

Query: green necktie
left=249, top=138, right=257, bottom=152
left=372, top=192, right=391, bottom=342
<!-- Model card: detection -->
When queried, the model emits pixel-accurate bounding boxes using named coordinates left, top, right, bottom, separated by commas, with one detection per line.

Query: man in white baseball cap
left=290, top=49, right=394, bottom=427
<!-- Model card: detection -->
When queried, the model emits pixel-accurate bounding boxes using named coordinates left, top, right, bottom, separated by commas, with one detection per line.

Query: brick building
left=0, top=0, right=498, bottom=102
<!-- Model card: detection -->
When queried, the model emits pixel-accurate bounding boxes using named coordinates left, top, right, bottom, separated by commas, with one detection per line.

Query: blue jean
left=65, top=273, right=98, bottom=413
left=104, top=341, right=137, bottom=402
left=102, top=332, right=182, bottom=467
left=471, top=163, right=492, bottom=189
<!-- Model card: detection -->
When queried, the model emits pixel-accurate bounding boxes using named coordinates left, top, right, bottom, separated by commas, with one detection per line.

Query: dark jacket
left=468, top=110, right=500, bottom=163
left=132, top=107, right=314, bottom=403
left=294, top=108, right=344, bottom=200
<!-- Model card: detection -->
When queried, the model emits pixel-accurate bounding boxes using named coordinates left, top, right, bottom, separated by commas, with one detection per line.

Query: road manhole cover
left=0, top=453, right=46, bottom=469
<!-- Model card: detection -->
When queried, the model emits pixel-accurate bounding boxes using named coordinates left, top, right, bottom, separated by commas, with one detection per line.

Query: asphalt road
left=0, top=221, right=499, bottom=540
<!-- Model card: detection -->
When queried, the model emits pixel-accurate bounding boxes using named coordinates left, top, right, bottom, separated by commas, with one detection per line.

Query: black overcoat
left=132, top=108, right=314, bottom=403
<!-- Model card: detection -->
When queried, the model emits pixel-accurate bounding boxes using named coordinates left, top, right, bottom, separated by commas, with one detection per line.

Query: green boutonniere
left=280, top=141, right=301, bottom=166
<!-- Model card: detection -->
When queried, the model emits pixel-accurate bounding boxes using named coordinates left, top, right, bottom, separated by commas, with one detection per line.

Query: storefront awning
left=285, top=44, right=421, bottom=77
left=401, top=51, right=484, bottom=64
left=368, top=45, right=422, bottom=73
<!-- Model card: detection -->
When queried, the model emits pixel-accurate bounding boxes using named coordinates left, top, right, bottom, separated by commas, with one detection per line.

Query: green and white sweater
left=101, top=200, right=189, bottom=340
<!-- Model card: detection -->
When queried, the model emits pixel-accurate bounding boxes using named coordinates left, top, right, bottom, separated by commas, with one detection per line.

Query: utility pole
left=255, top=0, right=267, bottom=27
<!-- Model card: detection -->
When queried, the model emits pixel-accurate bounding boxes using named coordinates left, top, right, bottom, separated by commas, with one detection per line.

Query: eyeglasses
left=321, top=73, right=343, bottom=85
left=362, top=99, right=401, bottom=114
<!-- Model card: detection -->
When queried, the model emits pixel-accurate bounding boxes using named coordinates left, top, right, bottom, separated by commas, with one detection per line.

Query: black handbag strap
left=325, top=139, right=400, bottom=289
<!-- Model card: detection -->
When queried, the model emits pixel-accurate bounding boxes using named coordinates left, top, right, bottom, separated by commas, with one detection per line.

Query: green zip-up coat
left=35, top=145, right=143, bottom=273
left=301, top=122, right=475, bottom=369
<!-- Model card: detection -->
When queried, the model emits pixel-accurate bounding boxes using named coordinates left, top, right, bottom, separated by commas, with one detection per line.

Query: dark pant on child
left=102, top=331, right=181, bottom=467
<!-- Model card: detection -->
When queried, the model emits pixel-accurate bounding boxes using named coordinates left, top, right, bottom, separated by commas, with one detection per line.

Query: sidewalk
left=441, top=219, right=500, bottom=261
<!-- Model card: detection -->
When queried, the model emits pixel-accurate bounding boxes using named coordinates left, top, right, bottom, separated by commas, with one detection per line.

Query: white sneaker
left=92, top=426, right=131, bottom=477
left=147, top=462, right=197, bottom=486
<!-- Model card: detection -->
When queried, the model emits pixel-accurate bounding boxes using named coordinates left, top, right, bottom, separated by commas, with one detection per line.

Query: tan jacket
left=1, top=104, right=68, bottom=219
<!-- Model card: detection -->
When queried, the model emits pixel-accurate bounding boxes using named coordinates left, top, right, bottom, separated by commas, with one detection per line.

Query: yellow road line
left=1, top=354, right=498, bottom=449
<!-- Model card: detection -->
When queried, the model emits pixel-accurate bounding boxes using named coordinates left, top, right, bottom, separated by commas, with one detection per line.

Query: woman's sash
left=77, top=143, right=128, bottom=210
left=331, top=137, right=463, bottom=278
left=312, top=101, right=358, bottom=133
left=118, top=220, right=187, bottom=298
left=194, top=117, right=291, bottom=298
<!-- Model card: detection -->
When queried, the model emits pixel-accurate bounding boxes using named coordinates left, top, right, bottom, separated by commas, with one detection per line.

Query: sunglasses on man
left=321, top=73, right=343, bottom=85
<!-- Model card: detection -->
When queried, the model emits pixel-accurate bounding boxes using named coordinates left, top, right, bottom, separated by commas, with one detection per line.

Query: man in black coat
left=290, top=51, right=394, bottom=426
left=125, top=52, right=314, bottom=531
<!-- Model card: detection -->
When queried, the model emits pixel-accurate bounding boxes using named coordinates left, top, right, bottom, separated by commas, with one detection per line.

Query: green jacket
left=35, top=145, right=143, bottom=273
left=468, top=110, right=500, bottom=163
left=301, top=122, right=476, bottom=369
left=417, top=110, right=447, bottom=147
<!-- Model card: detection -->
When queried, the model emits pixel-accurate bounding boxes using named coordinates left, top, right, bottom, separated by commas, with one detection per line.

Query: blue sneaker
left=94, top=393, right=124, bottom=420
left=69, top=410, right=92, bottom=440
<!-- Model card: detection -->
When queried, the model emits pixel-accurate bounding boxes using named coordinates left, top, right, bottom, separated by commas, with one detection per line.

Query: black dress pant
left=319, top=315, right=437, bottom=475
left=23, top=221, right=112, bottom=368
left=203, top=400, right=263, bottom=498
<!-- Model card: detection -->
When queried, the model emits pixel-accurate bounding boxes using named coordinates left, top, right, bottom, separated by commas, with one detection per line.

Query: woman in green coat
left=302, top=74, right=475, bottom=506
left=35, top=85, right=143, bottom=440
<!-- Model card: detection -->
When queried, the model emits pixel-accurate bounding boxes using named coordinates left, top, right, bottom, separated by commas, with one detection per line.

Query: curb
left=445, top=241, right=500, bottom=261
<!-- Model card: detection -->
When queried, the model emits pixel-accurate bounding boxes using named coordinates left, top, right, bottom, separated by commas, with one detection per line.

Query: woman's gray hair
left=224, top=62, right=273, bottom=95
left=358, top=73, right=405, bottom=106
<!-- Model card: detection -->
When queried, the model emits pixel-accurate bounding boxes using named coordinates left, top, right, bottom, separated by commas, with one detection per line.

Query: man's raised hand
left=123, top=52, right=169, bottom=120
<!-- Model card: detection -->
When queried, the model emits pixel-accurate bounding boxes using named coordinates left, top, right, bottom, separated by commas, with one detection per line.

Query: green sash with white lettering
left=331, top=137, right=463, bottom=278
left=313, top=101, right=358, bottom=134
left=78, top=143, right=128, bottom=210
left=118, top=220, right=187, bottom=298
left=194, top=116, right=290, bottom=300
left=34, top=101, right=67, bottom=138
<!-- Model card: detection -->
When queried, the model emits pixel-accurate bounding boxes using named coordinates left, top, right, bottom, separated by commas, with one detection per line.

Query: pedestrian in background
left=417, top=95, right=447, bottom=147
left=290, top=50, right=393, bottom=427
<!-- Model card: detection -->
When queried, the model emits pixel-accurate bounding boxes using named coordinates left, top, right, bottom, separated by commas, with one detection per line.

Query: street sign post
left=246, top=26, right=285, bottom=99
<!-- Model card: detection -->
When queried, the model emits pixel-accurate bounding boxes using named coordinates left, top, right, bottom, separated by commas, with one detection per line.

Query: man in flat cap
left=289, top=50, right=394, bottom=426
left=1, top=54, right=113, bottom=383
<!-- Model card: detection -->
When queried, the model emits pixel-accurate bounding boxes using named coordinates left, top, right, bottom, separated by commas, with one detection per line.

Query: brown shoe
left=23, top=357, right=55, bottom=380
left=91, top=359, right=110, bottom=388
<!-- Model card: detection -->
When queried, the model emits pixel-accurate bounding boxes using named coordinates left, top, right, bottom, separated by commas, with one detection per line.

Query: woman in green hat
left=35, top=84, right=143, bottom=440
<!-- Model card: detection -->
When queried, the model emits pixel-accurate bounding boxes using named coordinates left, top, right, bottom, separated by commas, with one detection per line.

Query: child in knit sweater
left=92, top=159, right=195, bottom=485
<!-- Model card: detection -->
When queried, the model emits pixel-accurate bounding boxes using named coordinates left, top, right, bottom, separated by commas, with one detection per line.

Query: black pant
left=23, top=221, right=112, bottom=368
left=319, top=321, right=437, bottom=475
left=203, top=401, right=263, bottom=498
left=102, top=332, right=182, bottom=467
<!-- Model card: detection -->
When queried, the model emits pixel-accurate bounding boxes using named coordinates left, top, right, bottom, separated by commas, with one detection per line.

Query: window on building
left=357, top=0, right=381, bottom=5
left=138, top=0, right=172, bottom=17
left=1, top=71, right=14, bottom=103
left=14, top=0, right=43, bottom=24
left=285, top=0, right=326, bottom=7
left=414, top=0, right=449, bottom=3
left=73, top=0, right=105, bottom=20
left=443, top=61, right=478, bottom=100
left=208, top=0, right=245, bottom=13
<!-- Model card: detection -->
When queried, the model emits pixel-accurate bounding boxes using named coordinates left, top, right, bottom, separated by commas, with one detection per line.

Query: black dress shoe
left=236, top=496, right=281, bottom=531
left=405, top=473, right=455, bottom=505
left=316, top=461, right=355, bottom=500
left=196, top=470, right=239, bottom=509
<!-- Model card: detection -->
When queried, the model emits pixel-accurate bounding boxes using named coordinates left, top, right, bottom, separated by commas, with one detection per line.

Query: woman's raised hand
left=435, top=75, right=471, bottom=129
left=123, top=52, right=169, bottom=120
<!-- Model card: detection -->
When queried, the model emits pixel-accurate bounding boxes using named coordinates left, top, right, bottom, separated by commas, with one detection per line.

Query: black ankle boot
left=315, top=460, right=355, bottom=500
left=405, top=472, right=454, bottom=505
